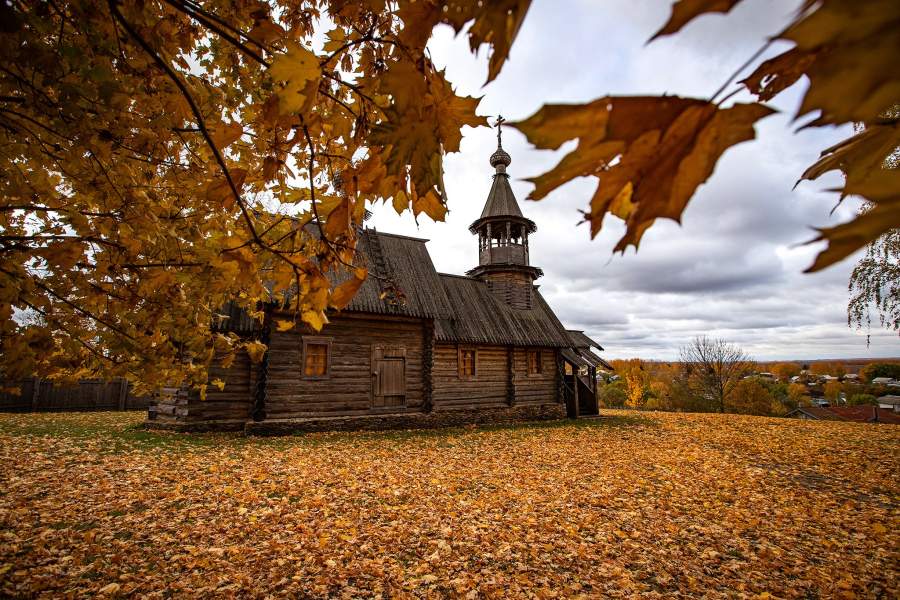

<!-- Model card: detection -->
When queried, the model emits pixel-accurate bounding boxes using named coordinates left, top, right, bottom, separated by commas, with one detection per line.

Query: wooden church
left=149, top=127, right=610, bottom=433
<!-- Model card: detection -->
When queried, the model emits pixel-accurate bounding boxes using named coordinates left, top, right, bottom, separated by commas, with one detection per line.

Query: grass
left=0, top=409, right=650, bottom=453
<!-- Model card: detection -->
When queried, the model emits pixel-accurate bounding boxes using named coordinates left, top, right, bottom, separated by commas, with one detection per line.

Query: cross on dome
left=490, top=114, right=512, bottom=173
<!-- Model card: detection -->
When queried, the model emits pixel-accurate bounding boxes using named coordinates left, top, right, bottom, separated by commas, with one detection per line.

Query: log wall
left=511, top=347, right=559, bottom=406
left=263, top=313, right=425, bottom=419
left=432, top=343, right=507, bottom=409
left=147, top=350, right=253, bottom=430
left=432, top=344, right=560, bottom=410
left=145, top=316, right=563, bottom=432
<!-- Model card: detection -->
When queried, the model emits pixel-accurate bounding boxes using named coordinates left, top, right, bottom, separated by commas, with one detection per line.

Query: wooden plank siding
left=433, top=344, right=508, bottom=409
left=432, top=344, right=560, bottom=410
left=263, top=313, right=425, bottom=419
left=148, top=316, right=564, bottom=429
left=511, top=347, right=558, bottom=406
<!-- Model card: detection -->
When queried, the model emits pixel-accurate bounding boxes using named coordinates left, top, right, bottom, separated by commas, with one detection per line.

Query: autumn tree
left=0, top=0, right=515, bottom=389
left=861, top=362, right=900, bottom=382
left=770, top=362, right=801, bottom=382
left=728, top=378, right=776, bottom=416
left=643, top=362, right=689, bottom=411
left=2, top=0, right=897, bottom=390
left=823, top=381, right=842, bottom=404
left=597, top=380, right=627, bottom=408
left=787, top=383, right=811, bottom=408
left=679, top=336, right=753, bottom=413
left=848, top=215, right=899, bottom=340
left=809, top=362, right=846, bottom=378
left=609, top=359, right=651, bottom=409
left=847, top=393, right=876, bottom=406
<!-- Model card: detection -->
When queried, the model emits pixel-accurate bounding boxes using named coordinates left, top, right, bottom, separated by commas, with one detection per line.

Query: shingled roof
left=344, top=230, right=451, bottom=318
left=468, top=174, right=536, bottom=234
left=433, top=274, right=572, bottom=347
left=567, top=330, right=604, bottom=351
left=214, top=228, right=593, bottom=351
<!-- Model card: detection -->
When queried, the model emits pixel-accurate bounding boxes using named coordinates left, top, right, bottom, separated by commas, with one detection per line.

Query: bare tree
left=679, top=336, right=754, bottom=413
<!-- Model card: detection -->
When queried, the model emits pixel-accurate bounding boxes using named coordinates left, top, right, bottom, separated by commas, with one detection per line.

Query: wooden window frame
left=458, top=345, right=478, bottom=380
left=527, top=349, right=542, bottom=376
left=301, top=336, right=332, bottom=380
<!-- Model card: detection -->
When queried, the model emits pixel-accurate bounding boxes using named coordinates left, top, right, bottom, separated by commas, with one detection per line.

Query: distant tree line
left=600, top=337, right=898, bottom=416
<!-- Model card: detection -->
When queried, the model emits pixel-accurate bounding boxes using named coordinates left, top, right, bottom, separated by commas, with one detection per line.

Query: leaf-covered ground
left=0, top=411, right=896, bottom=598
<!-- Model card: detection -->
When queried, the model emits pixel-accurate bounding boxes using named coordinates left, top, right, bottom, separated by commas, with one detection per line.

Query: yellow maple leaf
left=269, top=42, right=321, bottom=116
left=245, top=340, right=267, bottom=363
left=275, top=319, right=295, bottom=332
left=330, top=268, right=367, bottom=310
left=302, top=309, right=327, bottom=331
left=209, top=121, right=243, bottom=150
left=514, top=97, right=773, bottom=250
left=205, top=168, right=248, bottom=209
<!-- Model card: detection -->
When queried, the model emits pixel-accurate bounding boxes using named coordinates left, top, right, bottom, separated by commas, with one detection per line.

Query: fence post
left=117, top=379, right=128, bottom=411
left=31, top=378, right=41, bottom=412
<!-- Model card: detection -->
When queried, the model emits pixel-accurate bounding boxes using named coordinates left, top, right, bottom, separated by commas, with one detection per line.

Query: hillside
left=0, top=411, right=896, bottom=598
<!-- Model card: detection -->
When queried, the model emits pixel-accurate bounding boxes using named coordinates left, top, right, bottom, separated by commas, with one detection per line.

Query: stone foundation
left=145, top=419, right=247, bottom=433
left=246, top=403, right=567, bottom=435
left=145, top=402, right=568, bottom=435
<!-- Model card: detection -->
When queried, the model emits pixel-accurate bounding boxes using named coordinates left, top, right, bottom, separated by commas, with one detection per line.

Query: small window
left=458, top=347, right=477, bottom=379
left=527, top=350, right=542, bottom=375
left=302, top=337, right=331, bottom=379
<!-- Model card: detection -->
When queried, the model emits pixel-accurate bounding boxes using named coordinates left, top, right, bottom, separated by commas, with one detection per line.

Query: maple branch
left=161, top=0, right=269, bottom=67
left=320, top=89, right=358, bottom=119
left=301, top=123, right=343, bottom=254
left=109, top=1, right=306, bottom=274
left=120, top=262, right=205, bottom=269
left=0, top=265, right=135, bottom=342
left=322, top=72, right=376, bottom=106
left=710, top=39, right=774, bottom=105
left=0, top=234, right=124, bottom=250
left=320, top=23, right=400, bottom=67
left=18, top=299, right=127, bottom=366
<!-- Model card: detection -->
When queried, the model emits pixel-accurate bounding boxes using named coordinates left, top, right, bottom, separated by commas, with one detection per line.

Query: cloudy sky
left=367, top=0, right=898, bottom=361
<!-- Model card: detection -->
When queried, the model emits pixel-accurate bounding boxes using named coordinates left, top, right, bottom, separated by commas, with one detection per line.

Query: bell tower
left=467, top=116, right=542, bottom=309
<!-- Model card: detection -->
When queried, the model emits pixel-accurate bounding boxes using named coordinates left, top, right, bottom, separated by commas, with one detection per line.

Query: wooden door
left=372, top=346, right=406, bottom=409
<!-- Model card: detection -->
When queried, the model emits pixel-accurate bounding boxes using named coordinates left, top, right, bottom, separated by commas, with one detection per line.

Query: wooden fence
left=0, top=378, right=150, bottom=413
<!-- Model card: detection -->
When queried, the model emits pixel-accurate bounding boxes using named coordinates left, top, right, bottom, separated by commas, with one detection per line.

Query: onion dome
left=490, top=147, right=512, bottom=172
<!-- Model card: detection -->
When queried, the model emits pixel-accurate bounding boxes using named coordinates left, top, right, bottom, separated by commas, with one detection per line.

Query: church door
left=372, top=345, right=406, bottom=409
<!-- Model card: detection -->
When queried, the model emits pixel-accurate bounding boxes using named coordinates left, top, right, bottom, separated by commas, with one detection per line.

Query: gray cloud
left=369, top=0, right=899, bottom=361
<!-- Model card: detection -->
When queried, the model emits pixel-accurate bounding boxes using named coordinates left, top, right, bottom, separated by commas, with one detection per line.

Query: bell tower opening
left=467, top=115, right=543, bottom=310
